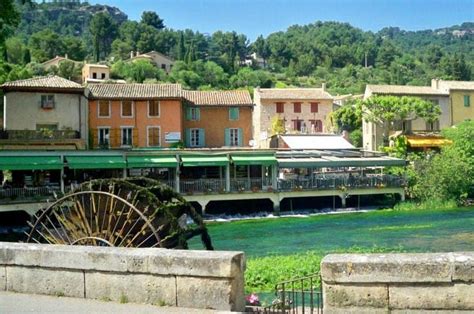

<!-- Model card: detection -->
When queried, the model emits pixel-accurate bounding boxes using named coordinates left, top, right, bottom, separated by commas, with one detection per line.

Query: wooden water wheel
left=26, top=177, right=213, bottom=249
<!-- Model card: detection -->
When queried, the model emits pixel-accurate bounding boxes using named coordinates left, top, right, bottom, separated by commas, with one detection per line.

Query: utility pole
left=365, top=52, right=368, bottom=68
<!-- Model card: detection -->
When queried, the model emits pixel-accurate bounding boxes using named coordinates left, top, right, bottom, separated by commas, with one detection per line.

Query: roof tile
left=183, top=90, right=253, bottom=106
left=1, top=75, right=83, bottom=90
left=88, top=83, right=183, bottom=99
left=255, top=88, right=333, bottom=100
left=366, top=84, right=448, bottom=96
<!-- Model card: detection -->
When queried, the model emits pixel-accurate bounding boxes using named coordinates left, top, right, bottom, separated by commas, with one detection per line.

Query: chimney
left=130, top=51, right=134, bottom=59
left=321, top=83, right=326, bottom=91
left=431, top=78, right=439, bottom=89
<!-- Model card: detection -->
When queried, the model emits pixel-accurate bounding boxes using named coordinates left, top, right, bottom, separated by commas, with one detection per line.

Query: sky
left=88, top=0, right=474, bottom=41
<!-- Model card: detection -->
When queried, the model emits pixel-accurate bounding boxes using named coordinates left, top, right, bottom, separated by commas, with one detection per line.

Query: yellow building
left=433, top=79, right=474, bottom=125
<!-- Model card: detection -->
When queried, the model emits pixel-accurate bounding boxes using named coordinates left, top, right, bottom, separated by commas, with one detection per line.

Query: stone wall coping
left=0, top=242, right=245, bottom=278
left=321, top=252, right=474, bottom=284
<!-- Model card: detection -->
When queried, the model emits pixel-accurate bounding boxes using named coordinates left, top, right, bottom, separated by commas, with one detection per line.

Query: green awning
left=66, top=156, right=126, bottom=169
left=0, top=156, right=63, bottom=170
left=231, top=155, right=277, bottom=166
left=181, top=155, right=229, bottom=167
left=127, top=155, right=178, bottom=168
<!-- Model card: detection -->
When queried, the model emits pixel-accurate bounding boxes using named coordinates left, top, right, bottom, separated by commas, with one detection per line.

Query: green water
left=190, top=207, right=474, bottom=257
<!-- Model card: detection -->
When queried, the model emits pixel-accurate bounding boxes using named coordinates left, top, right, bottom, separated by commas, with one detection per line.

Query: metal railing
left=0, top=186, right=61, bottom=201
left=180, top=178, right=226, bottom=194
left=230, top=177, right=272, bottom=192
left=0, top=129, right=80, bottom=140
left=278, top=174, right=405, bottom=191
left=253, top=273, right=323, bottom=314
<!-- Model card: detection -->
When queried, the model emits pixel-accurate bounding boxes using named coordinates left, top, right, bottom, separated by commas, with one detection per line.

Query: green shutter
left=224, top=128, right=230, bottom=146
left=196, top=108, right=201, bottom=121
left=464, top=95, right=470, bottom=107
left=185, top=128, right=191, bottom=147
left=186, top=107, right=192, bottom=120
left=229, top=107, right=239, bottom=120
left=238, top=128, right=243, bottom=147
left=199, top=128, right=205, bottom=147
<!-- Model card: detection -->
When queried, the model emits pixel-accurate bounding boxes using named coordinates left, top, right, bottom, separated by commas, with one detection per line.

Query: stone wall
left=321, top=252, right=473, bottom=313
left=0, top=242, right=245, bottom=311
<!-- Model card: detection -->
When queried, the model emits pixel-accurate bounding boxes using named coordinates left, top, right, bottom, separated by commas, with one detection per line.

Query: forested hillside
left=0, top=0, right=472, bottom=94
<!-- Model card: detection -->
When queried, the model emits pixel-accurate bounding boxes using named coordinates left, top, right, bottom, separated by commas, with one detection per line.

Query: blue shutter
left=464, top=95, right=470, bottom=107
left=199, top=128, right=205, bottom=147
left=224, top=128, right=230, bottom=146
left=185, top=128, right=191, bottom=147
left=238, top=128, right=243, bottom=147
left=229, top=107, right=239, bottom=120
left=185, top=107, right=192, bottom=120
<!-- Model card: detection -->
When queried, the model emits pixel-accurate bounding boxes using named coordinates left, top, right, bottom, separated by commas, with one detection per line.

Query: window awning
left=406, top=138, right=452, bottom=148
left=0, top=156, right=63, bottom=170
left=181, top=155, right=229, bottom=167
left=231, top=155, right=277, bottom=166
left=66, top=156, right=126, bottom=169
left=127, top=155, right=178, bottom=168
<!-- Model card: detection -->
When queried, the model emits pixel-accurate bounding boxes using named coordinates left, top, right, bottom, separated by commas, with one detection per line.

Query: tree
left=111, top=59, right=162, bottom=83
left=29, top=29, right=65, bottom=62
left=177, top=32, right=185, bottom=61
left=253, top=35, right=270, bottom=67
left=0, top=0, right=21, bottom=59
left=89, top=12, right=118, bottom=62
left=140, top=11, right=164, bottom=30
left=271, top=115, right=286, bottom=135
left=361, top=95, right=442, bottom=140
left=330, top=101, right=362, bottom=132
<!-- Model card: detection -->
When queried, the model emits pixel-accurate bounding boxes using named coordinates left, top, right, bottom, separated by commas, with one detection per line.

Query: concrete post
left=175, top=167, right=180, bottom=193
left=225, top=164, right=230, bottom=192
left=273, top=201, right=280, bottom=216
left=340, top=194, right=347, bottom=208
left=272, top=164, right=278, bottom=190
left=60, top=167, right=65, bottom=193
left=400, top=191, right=405, bottom=201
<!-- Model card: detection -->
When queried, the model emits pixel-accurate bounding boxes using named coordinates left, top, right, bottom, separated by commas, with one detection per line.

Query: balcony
left=0, top=129, right=85, bottom=150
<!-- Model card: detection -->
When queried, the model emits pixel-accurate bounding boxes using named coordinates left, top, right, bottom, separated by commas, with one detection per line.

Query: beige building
left=41, top=55, right=81, bottom=71
left=362, top=84, right=450, bottom=151
left=433, top=79, right=474, bottom=125
left=82, top=64, right=110, bottom=84
left=128, top=51, right=174, bottom=73
left=253, top=86, right=334, bottom=148
left=1, top=76, right=88, bottom=149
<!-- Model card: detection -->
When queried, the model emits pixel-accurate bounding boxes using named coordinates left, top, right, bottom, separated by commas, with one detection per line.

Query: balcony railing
left=0, top=129, right=80, bottom=140
left=180, top=178, right=226, bottom=194
left=0, top=186, right=61, bottom=203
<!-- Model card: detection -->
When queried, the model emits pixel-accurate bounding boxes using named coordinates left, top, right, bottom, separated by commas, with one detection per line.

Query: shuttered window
left=229, top=107, right=239, bottom=120
left=148, top=127, right=160, bottom=147
left=464, top=95, right=471, bottom=107
left=98, top=100, right=110, bottom=117
left=186, top=107, right=200, bottom=121
left=121, top=100, right=133, bottom=117
left=311, top=102, right=319, bottom=113
left=276, top=102, right=284, bottom=113
left=293, top=102, right=301, bottom=113
left=148, top=100, right=160, bottom=117
left=187, top=128, right=205, bottom=147
left=121, top=127, right=133, bottom=147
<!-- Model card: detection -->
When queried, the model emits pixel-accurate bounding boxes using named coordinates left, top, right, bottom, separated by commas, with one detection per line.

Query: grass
left=119, top=294, right=128, bottom=304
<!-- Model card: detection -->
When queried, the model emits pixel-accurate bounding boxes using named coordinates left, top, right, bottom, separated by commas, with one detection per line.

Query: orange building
left=182, top=90, right=254, bottom=148
left=88, top=84, right=183, bottom=149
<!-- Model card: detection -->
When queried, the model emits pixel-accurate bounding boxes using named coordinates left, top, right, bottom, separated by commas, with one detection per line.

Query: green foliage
left=89, top=12, right=117, bottom=62
left=348, top=129, right=362, bottom=147
left=111, top=59, right=164, bottom=83
left=140, top=11, right=164, bottom=30
left=412, top=121, right=474, bottom=203
left=392, top=199, right=458, bottom=211
left=270, top=116, right=285, bottom=135
left=330, top=101, right=362, bottom=132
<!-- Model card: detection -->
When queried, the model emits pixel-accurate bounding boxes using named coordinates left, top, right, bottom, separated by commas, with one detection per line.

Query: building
left=128, top=51, right=174, bottom=73
left=41, top=55, right=81, bottom=71
left=362, top=84, right=449, bottom=151
left=1, top=75, right=88, bottom=150
left=253, top=86, right=334, bottom=148
left=182, top=90, right=254, bottom=148
left=433, top=79, right=474, bottom=125
left=88, top=83, right=183, bottom=149
left=82, top=64, right=111, bottom=84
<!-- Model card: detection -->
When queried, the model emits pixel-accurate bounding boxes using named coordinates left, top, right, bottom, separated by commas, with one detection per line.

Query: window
left=98, top=128, right=110, bottom=148
left=229, top=107, right=239, bottom=120
left=292, top=119, right=303, bottom=131
left=148, top=100, right=160, bottom=117
left=92, top=72, right=97, bottom=79
left=293, top=102, right=301, bottom=113
left=147, top=127, right=160, bottom=147
left=225, top=128, right=242, bottom=146
left=190, top=128, right=204, bottom=147
left=309, top=119, right=322, bottom=132
left=98, top=100, right=110, bottom=117
left=426, top=120, right=440, bottom=131
left=276, top=102, right=284, bottom=113
left=101, top=73, right=106, bottom=79
left=121, top=100, right=133, bottom=117
left=311, top=102, right=319, bottom=113
left=41, top=95, right=55, bottom=109
left=464, top=95, right=471, bottom=107
left=121, top=127, right=133, bottom=147
left=402, top=120, right=412, bottom=132
left=186, top=107, right=200, bottom=121
left=161, top=64, right=166, bottom=70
